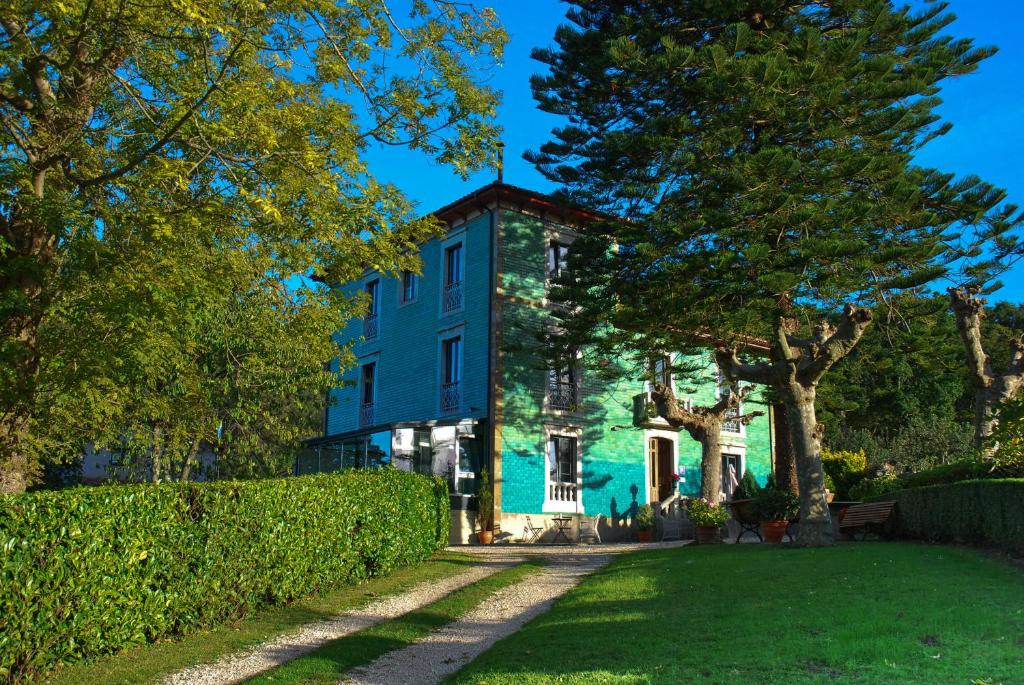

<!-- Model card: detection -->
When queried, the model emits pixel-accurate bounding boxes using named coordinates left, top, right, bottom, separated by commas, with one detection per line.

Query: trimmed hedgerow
left=873, top=479, right=1024, bottom=554
left=0, top=469, right=449, bottom=683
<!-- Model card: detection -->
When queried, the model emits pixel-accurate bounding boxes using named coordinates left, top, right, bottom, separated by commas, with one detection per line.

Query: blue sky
left=364, top=1, right=1024, bottom=303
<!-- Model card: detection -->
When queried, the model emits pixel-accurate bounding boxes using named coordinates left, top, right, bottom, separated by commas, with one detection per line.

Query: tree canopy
left=0, top=0, right=507, bottom=489
left=530, top=0, right=1020, bottom=545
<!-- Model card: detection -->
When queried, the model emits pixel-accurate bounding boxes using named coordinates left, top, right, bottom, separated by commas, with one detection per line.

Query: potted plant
left=475, top=468, right=494, bottom=544
left=753, top=484, right=799, bottom=543
left=687, top=497, right=731, bottom=544
left=635, top=503, right=655, bottom=541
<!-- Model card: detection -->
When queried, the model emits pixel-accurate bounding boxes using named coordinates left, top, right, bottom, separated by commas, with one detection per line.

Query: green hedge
left=876, top=479, right=1024, bottom=554
left=0, top=469, right=450, bottom=683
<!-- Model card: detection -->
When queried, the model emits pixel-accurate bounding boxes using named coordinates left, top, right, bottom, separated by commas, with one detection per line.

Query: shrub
left=849, top=473, right=901, bottom=501
left=753, top=487, right=799, bottom=522
left=686, top=498, right=731, bottom=527
left=635, top=504, right=655, bottom=531
left=821, top=448, right=867, bottom=499
left=874, top=479, right=1024, bottom=554
left=0, top=470, right=449, bottom=683
left=476, top=468, right=493, bottom=532
left=899, top=459, right=990, bottom=489
left=732, top=470, right=760, bottom=500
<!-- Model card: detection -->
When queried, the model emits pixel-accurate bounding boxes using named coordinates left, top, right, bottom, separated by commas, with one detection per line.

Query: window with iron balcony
left=547, top=365, right=579, bottom=411
left=441, top=335, right=462, bottom=413
left=359, top=362, right=375, bottom=427
left=363, top=279, right=379, bottom=339
left=442, top=242, right=463, bottom=314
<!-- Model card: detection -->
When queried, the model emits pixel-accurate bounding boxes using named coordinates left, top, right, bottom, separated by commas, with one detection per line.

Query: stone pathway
left=162, top=542, right=689, bottom=685
left=344, top=553, right=614, bottom=685
left=161, top=557, right=519, bottom=685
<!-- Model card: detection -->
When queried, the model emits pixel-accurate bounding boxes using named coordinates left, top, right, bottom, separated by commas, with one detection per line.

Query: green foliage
left=879, top=480, right=1024, bottom=554
left=0, top=470, right=450, bottom=683
left=826, top=413, right=975, bottom=474
left=989, top=397, right=1024, bottom=475
left=821, top=449, right=867, bottom=500
left=732, top=470, right=761, bottom=501
left=754, top=486, right=799, bottom=522
left=0, top=0, right=508, bottom=486
left=635, top=504, right=655, bottom=531
left=849, top=474, right=902, bottom=501
left=476, top=468, right=493, bottom=531
left=686, top=498, right=731, bottom=528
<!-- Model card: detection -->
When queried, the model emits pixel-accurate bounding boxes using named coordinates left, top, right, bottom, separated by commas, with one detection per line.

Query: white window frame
left=716, top=367, right=745, bottom=436
left=439, top=229, right=467, bottom=316
left=542, top=424, right=583, bottom=514
left=436, top=324, right=465, bottom=415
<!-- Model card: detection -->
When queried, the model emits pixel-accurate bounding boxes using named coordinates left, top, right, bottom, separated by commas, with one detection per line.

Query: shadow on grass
left=446, top=543, right=1024, bottom=685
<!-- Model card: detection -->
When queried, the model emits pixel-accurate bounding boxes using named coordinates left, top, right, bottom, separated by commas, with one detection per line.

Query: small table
left=551, top=516, right=573, bottom=544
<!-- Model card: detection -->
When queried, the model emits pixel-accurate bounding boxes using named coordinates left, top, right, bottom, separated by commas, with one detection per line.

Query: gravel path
left=343, top=553, right=613, bottom=685
left=162, top=558, right=520, bottom=685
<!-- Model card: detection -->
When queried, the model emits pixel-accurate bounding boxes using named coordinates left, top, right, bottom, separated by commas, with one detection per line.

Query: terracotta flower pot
left=637, top=529, right=653, bottom=542
left=695, top=525, right=722, bottom=544
left=760, top=520, right=788, bottom=544
left=476, top=529, right=493, bottom=545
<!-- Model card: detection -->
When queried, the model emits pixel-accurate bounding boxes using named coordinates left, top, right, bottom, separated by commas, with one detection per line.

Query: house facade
left=303, top=182, right=777, bottom=542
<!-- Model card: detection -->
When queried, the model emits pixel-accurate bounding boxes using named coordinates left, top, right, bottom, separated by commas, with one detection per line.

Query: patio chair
left=579, top=514, right=602, bottom=544
left=522, top=515, right=543, bottom=543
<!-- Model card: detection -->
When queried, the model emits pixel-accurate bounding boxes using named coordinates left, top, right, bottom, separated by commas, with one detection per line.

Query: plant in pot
left=728, top=470, right=761, bottom=538
left=635, top=503, right=655, bottom=541
left=753, top=484, right=799, bottom=544
left=687, top=497, right=731, bottom=544
left=475, top=468, right=494, bottom=544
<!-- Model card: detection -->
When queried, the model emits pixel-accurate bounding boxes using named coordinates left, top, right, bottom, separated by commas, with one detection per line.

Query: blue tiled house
left=305, top=183, right=779, bottom=542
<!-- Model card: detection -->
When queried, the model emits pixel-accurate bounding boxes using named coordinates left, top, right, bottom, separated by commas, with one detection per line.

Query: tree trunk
left=179, top=438, right=202, bottom=482
left=698, top=425, right=723, bottom=504
left=150, top=426, right=165, bottom=483
left=973, top=388, right=996, bottom=450
left=783, top=386, right=833, bottom=547
left=771, top=402, right=799, bottom=496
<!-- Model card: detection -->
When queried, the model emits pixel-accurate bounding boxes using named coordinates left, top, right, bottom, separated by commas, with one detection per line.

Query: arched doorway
left=647, top=437, right=675, bottom=504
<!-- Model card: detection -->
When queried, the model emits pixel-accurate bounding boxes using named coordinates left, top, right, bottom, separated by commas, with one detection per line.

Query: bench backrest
left=839, top=501, right=896, bottom=528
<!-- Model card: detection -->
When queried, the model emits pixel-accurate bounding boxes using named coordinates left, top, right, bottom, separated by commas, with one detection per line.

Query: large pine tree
left=531, top=0, right=1020, bottom=545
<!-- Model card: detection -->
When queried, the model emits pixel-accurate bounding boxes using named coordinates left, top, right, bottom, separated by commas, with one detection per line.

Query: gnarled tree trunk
left=698, top=428, right=723, bottom=503
left=716, top=304, right=873, bottom=547
left=949, top=287, right=1024, bottom=449
left=772, top=402, right=800, bottom=496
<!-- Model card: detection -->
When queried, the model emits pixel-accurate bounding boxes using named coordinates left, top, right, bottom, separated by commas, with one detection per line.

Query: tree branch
left=714, top=345, right=774, bottom=385
left=949, top=286, right=993, bottom=388
left=797, top=303, right=873, bottom=385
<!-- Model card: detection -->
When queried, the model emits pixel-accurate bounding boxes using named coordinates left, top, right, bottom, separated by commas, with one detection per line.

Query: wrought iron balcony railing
left=548, top=382, right=578, bottom=411
left=359, top=402, right=374, bottom=427
left=363, top=314, right=378, bottom=339
left=440, top=381, right=461, bottom=413
left=442, top=280, right=463, bottom=313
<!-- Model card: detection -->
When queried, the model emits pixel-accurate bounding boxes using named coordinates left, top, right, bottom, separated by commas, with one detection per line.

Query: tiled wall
left=326, top=212, right=494, bottom=435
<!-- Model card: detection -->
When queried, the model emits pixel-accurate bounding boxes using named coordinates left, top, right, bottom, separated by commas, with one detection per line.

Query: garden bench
left=838, top=501, right=896, bottom=540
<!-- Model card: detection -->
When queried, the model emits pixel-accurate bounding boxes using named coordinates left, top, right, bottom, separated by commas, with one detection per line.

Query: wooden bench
left=838, top=501, right=896, bottom=540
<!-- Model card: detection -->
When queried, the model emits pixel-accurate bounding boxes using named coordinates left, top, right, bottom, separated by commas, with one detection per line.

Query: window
left=722, top=453, right=742, bottom=498
left=412, top=428, right=433, bottom=476
left=548, top=241, right=570, bottom=281
left=653, top=356, right=672, bottom=388
left=455, top=434, right=483, bottom=495
left=717, top=371, right=742, bottom=434
left=442, top=243, right=464, bottom=313
left=360, top=362, right=375, bottom=426
left=364, top=279, right=380, bottom=338
left=547, top=365, right=578, bottom=411
left=441, top=336, right=462, bottom=412
left=445, top=243, right=463, bottom=285
left=550, top=435, right=577, bottom=484
left=401, top=270, right=417, bottom=303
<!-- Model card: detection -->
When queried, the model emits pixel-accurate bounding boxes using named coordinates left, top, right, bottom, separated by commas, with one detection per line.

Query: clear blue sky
left=364, top=1, right=1024, bottom=303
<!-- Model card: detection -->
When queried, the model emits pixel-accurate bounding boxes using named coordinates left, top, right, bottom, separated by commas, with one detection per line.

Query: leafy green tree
left=0, top=0, right=507, bottom=490
left=530, top=0, right=1019, bottom=545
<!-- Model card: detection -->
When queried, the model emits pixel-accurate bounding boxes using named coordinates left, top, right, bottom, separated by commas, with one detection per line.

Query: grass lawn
left=447, top=543, right=1024, bottom=685
left=43, top=552, right=481, bottom=685
left=247, top=560, right=543, bottom=684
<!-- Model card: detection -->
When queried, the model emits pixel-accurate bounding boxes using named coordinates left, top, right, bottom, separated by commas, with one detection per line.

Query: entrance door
left=648, top=437, right=675, bottom=504
left=722, top=453, right=741, bottom=499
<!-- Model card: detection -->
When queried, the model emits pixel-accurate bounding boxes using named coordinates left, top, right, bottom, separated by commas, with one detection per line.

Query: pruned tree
left=530, top=0, right=1019, bottom=545
left=650, top=381, right=763, bottom=504
left=0, top=0, right=507, bottom=490
left=949, top=286, right=1024, bottom=449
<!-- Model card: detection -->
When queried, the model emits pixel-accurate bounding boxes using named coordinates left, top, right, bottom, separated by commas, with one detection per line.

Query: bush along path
left=160, top=555, right=522, bottom=685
